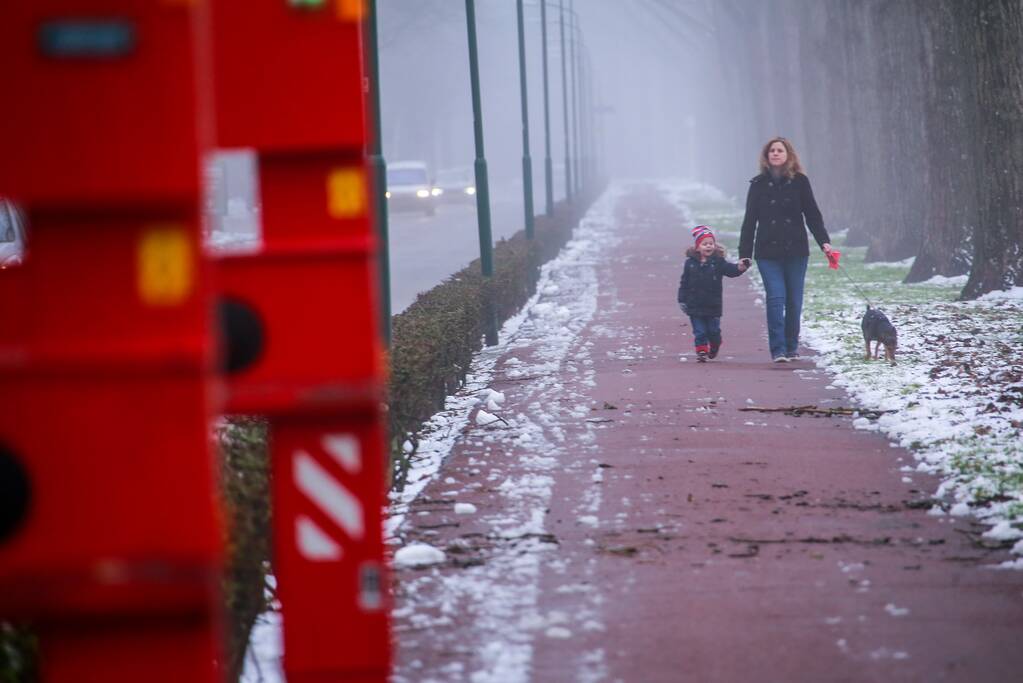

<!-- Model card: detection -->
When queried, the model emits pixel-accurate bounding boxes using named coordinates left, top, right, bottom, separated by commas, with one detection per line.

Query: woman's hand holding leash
left=820, top=243, right=842, bottom=270
left=820, top=243, right=841, bottom=269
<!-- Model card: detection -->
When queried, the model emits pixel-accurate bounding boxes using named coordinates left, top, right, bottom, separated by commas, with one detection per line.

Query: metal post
left=516, top=0, right=535, bottom=239
left=559, top=0, right=572, bottom=203
left=365, top=0, right=391, bottom=346
left=465, top=0, right=498, bottom=345
left=540, top=0, right=554, bottom=216
left=578, top=44, right=587, bottom=192
left=585, top=51, right=596, bottom=186
left=598, top=83, right=607, bottom=180
left=585, top=48, right=593, bottom=187
left=570, top=0, right=580, bottom=197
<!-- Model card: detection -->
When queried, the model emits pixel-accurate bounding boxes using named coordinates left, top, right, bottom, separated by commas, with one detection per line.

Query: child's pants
left=689, top=315, right=721, bottom=351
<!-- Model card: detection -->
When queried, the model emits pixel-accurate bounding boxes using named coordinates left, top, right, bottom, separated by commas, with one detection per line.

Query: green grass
left=694, top=203, right=1022, bottom=528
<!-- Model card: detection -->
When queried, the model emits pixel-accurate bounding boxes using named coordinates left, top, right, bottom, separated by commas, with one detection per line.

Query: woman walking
left=738, top=137, right=833, bottom=362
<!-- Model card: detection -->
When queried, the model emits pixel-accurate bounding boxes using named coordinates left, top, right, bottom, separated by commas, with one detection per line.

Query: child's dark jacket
left=677, top=253, right=743, bottom=317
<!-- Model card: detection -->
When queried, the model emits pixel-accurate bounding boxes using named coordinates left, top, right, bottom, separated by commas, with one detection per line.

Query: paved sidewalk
left=390, top=184, right=1023, bottom=683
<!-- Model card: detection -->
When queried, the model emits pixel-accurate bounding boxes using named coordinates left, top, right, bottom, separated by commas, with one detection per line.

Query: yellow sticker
left=327, top=168, right=367, bottom=219
left=337, top=0, right=364, bottom=21
left=138, top=226, right=194, bottom=306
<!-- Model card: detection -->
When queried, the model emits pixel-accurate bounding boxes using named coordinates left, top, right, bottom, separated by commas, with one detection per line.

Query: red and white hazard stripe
left=293, top=434, right=363, bottom=561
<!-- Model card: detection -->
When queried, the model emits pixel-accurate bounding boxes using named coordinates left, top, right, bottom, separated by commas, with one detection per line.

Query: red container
left=200, top=0, right=366, bottom=152
left=0, top=3, right=222, bottom=681
left=199, top=2, right=391, bottom=679
left=0, top=2, right=203, bottom=207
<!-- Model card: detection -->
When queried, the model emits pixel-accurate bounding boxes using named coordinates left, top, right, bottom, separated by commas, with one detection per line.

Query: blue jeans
left=689, top=315, right=721, bottom=349
left=756, top=256, right=808, bottom=358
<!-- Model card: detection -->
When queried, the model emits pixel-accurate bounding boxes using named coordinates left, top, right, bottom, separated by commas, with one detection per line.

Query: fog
left=206, top=1, right=1023, bottom=300
left=376, top=0, right=737, bottom=199
left=207, top=1, right=753, bottom=239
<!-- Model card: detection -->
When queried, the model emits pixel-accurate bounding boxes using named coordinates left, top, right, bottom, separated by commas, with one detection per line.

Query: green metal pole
left=465, top=0, right=493, bottom=278
left=583, top=41, right=590, bottom=189
left=589, top=56, right=597, bottom=184
left=598, top=82, right=606, bottom=181
left=559, top=0, right=572, bottom=203
left=516, top=0, right=535, bottom=240
left=569, top=0, right=580, bottom=197
left=581, top=48, right=589, bottom=189
left=540, top=0, right=554, bottom=216
left=365, top=0, right=390, bottom=346
left=465, top=0, right=498, bottom=346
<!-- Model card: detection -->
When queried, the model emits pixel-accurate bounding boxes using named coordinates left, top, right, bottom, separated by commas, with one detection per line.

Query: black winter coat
left=677, top=254, right=743, bottom=318
left=738, top=172, right=831, bottom=261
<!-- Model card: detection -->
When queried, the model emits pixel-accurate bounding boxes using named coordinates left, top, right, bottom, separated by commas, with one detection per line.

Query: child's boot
left=696, top=344, right=709, bottom=362
left=709, top=340, right=721, bottom=359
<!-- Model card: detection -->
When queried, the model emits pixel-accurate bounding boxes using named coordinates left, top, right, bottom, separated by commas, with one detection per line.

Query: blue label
left=38, top=20, right=136, bottom=59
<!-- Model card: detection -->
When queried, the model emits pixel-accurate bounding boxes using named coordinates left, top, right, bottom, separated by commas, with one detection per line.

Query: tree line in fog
left=707, top=0, right=1022, bottom=299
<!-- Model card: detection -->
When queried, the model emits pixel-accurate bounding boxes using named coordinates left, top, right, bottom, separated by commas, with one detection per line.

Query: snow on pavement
left=243, top=186, right=624, bottom=682
left=389, top=187, right=623, bottom=682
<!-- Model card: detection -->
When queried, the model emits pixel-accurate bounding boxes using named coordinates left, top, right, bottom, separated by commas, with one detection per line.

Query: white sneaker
left=772, top=355, right=789, bottom=363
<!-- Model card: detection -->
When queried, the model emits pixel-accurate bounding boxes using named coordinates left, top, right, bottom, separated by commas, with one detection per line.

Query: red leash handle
left=826, top=249, right=841, bottom=270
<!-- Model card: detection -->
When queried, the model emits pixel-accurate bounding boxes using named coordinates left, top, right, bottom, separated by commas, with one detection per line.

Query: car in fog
left=435, top=166, right=476, bottom=203
left=386, top=161, right=440, bottom=216
left=0, top=199, right=26, bottom=268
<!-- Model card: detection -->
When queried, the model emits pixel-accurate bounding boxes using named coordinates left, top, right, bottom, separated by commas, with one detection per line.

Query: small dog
left=861, top=305, right=897, bottom=365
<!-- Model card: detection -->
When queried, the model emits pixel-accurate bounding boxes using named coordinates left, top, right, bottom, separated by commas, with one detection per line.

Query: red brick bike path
left=392, top=186, right=1023, bottom=683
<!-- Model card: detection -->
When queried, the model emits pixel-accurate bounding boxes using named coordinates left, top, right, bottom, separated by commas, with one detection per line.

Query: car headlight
left=465, top=187, right=476, bottom=195
left=385, top=191, right=391, bottom=199
left=431, top=188, right=443, bottom=197
left=416, top=189, right=430, bottom=198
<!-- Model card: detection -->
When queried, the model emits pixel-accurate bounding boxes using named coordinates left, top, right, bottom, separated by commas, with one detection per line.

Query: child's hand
left=738, top=258, right=751, bottom=273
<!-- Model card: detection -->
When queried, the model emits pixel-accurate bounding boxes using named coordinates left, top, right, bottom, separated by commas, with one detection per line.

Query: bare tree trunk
left=711, top=0, right=759, bottom=192
left=865, top=0, right=927, bottom=262
left=818, top=2, right=859, bottom=231
left=775, top=0, right=809, bottom=154
left=961, top=0, right=1023, bottom=298
left=735, top=1, right=774, bottom=164
left=829, top=0, right=886, bottom=247
left=904, top=0, right=978, bottom=283
left=796, top=1, right=830, bottom=186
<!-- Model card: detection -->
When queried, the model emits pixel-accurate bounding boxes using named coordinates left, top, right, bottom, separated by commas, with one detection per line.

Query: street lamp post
left=365, top=0, right=391, bottom=345
left=559, top=0, right=572, bottom=203
left=540, top=0, right=554, bottom=216
left=583, top=38, right=593, bottom=190
left=516, top=0, right=535, bottom=240
left=464, top=0, right=498, bottom=345
left=570, top=0, right=581, bottom=198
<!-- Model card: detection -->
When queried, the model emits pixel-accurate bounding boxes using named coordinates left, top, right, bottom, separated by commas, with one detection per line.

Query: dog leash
left=827, top=251, right=874, bottom=308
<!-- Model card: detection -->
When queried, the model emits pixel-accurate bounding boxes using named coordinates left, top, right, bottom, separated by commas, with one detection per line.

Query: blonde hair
left=758, top=137, right=804, bottom=178
left=686, top=244, right=726, bottom=258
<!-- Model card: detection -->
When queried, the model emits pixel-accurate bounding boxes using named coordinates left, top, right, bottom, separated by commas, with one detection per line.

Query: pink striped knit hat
left=691, top=225, right=715, bottom=247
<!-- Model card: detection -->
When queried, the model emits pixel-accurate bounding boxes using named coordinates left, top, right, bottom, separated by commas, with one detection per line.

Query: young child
left=677, top=225, right=749, bottom=362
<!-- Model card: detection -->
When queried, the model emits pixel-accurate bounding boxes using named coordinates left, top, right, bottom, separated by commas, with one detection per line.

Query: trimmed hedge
left=0, top=624, right=35, bottom=683
left=218, top=417, right=271, bottom=683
